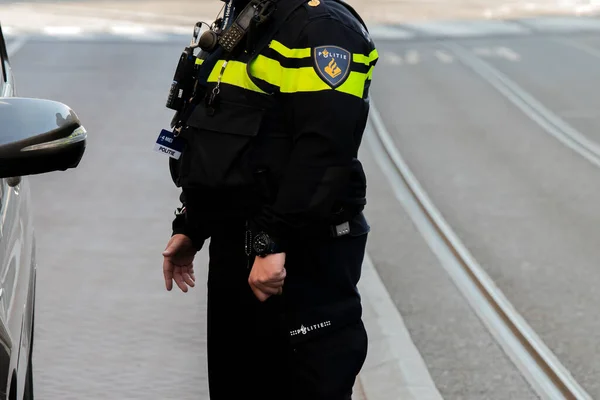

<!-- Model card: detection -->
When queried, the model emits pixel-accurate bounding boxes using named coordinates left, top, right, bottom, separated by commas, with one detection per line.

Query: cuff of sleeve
left=172, top=213, right=205, bottom=251
left=172, top=213, right=187, bottom=235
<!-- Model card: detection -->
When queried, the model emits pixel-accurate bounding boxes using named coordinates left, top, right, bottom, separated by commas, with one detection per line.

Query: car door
left=0, top=24, right=36, bottom=398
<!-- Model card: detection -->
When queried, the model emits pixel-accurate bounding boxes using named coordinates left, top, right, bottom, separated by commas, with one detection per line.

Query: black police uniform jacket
left=172, top=0, right=379, bottom=340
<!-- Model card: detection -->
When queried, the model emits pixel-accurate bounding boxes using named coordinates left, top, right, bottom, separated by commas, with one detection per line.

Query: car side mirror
left=0, top=97, right=87, bottom=179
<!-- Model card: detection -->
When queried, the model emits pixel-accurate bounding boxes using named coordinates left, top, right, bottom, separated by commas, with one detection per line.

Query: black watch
left=252, top=232, right=282, bottom=257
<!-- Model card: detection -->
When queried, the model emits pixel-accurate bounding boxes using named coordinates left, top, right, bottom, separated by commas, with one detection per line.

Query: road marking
left=446, top=41, right=600, bottom=170
left=405, top=50, right=420, bottom=65
left=368, top=25, right=416, bottom=40
left=368, top=101, right=592, bottom=400
left=382, top=52, right=403, bottom=66
left=36, top=3, right=203, bottom=24
left=403, top=19, right=528, bottom=37
left=474, top=47, right=522, bottom=61
left=518, top=16, right=600, bottom=32
left=484, top=2, right=600, bottom=18
left=42, top=26, right=84, bottom=36
left=434, top=50, right=454, bottom=63
left=496, top=46, right=522, bottom=61
left=3, top=26, right=181, bottom=43
left=109, top=25, right=147, bottom=35
left=381, top=47, right=520, bottom=67
left=6, top=37, right=28, bottom=58
left=5, top=9, right=600, bottom=42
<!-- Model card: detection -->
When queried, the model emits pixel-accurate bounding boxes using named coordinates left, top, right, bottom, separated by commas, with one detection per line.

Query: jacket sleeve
left=171, top=191, right=209, bottom=251
left=251, top=17, right=378, bottom=247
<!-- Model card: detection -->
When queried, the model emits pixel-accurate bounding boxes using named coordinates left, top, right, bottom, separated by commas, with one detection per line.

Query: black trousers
left=206, top=220, right=368, bottom=400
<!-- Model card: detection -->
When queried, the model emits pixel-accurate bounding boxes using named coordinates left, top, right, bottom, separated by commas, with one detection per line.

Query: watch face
left=253, top=232, right=270, bottom=254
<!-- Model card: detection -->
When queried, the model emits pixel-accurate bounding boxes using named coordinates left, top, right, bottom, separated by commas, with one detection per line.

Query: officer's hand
left=248, top=253, right=286, bottom=302
left=162, top=234, right=197, bottom=293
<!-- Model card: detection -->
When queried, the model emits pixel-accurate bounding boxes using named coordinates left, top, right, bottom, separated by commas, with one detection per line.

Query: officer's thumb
left=163, top=236, right=185, bottom=257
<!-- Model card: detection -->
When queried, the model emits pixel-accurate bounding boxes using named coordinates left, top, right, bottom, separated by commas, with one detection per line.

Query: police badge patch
left=313, top=46, right=351, bottom=89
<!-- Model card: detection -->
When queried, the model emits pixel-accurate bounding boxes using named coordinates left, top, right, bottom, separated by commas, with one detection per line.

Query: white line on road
left=447, top=42, right=600, bottom=169
left=368, top=25, right=416, bottom=41
left=382, top=52, right=403, bottom=66
left=109, top=25, right=148, bottom=35
left=42, top=26, right=84, bottom=36
left=434, top=50, right=454, bottom=64
left=472, top=47, right=522, bottom=62
left=40, top=3, right=205, bottom=24
left=496, top=46, right=522, bottom=61
left=405, top=50, right=420, bottom=65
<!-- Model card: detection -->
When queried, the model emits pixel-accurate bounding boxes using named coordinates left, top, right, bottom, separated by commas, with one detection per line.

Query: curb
left=356, top=254, right=443, bottom=400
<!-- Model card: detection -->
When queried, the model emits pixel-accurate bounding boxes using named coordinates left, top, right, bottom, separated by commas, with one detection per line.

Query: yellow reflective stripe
left=250, top=55, right=282, bottom=85
left=195, top=58, right=204, bottom=65
left=336, top=72, right=368, bottom=97
left=269, top=40, right=311, bottom=59
left=367, top=65, right=375, bottom=80
left=353, top=49, right=379, bottom=65
left=208, top=60, right=266, bottom=94
left=207, top=55, right=370, bottom=97
left=250, top=55, right=368, bottom=98
left=280, top=68, right=329, bottom=93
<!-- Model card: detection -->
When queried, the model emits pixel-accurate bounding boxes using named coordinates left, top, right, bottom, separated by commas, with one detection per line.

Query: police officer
left=161, top=0, right=378, bottom=398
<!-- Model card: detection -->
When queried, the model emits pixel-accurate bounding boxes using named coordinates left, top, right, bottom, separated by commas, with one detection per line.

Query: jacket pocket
left=179, top=100, right=265, bottom=188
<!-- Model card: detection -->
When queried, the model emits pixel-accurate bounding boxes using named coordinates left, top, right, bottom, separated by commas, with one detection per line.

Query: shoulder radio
left=165, top=0, right=276, bottom=114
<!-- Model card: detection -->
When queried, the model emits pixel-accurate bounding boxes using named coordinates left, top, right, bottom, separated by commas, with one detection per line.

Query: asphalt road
left=8, top=12, right=600, bottom=400
left=369, top=25, right=600, bottom=398
left=9, top=38, right=212, bottom=398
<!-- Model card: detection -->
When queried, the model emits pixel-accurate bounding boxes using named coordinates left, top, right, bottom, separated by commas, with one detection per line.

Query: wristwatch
left=252, top=232, right=282, bottom=257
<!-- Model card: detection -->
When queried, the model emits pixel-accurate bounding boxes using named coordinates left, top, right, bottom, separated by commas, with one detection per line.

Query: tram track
left=366, top=102, right=591, bottom=399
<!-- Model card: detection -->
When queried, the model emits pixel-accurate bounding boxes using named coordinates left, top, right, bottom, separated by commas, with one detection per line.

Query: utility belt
left=247, top=211, right=370, bottom=256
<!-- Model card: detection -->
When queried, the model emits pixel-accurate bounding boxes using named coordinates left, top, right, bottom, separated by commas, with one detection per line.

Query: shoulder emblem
left=308, top=0, right=320, bottom=6
left=313, top=46, right=351, bottom=89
